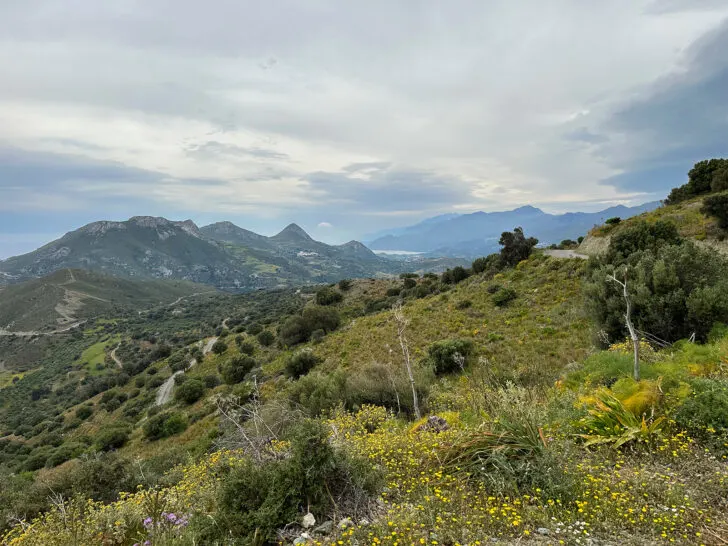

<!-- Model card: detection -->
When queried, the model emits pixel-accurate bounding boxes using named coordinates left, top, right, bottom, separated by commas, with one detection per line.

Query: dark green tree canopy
left=499, top=227, right=538, bottom=267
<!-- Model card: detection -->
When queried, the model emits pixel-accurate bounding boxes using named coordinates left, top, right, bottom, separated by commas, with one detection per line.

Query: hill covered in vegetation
left=2, top=159, right=728, bottom=546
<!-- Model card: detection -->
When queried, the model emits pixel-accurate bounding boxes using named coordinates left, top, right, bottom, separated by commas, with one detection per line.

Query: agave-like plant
left=579, top=388, right=665, bottom=448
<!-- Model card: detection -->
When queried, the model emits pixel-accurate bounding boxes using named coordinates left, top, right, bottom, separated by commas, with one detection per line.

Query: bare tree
left=608, top=269, right=640, bottom=381
left=392, top=302, right=421, bottom=419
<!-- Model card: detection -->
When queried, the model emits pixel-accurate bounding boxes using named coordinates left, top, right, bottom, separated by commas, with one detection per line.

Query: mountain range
left=366, top=202, right=661, bottom=256
left=0, top=217, right=438, bottom=292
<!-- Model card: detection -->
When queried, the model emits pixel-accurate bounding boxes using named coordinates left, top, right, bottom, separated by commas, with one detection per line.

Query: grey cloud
left=596, top=18, right=728, bottom=195
left=564, top=128, right=609, bottom=145
left=303, top=164, right=472, bottom=213
left=185, top=141, right=290, bottom=161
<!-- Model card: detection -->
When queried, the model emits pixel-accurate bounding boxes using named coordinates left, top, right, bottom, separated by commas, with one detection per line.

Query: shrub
left=712, top=167, right=728, bottom=192
left=315, top=287, right=343, bottom=306
left=279, top=307, right=341, bottom=346
left=402, top=277, right=417, bottom=289
left=606, top=220, right=681, bottom=264
left=211, top=340, right=228, bottom=355
left=427, top=339, right=474, bottom=375
left=95, top=427, right=131, bottom=451
left=256, top=330, right=275, bottom=347
left=285, top=350, right=321, bottom=379
left=587, top=241, right=728, bottom=342
left=338, top=278, right=353, bottom=291
left=605, top=217, right=621, bottom=225
left=288, top=370, right=346, bottom=416
left=203, top=375, right=221, bottom=389
left=219, top=420, right=381, bottom=543
left=492, top=287, right=517, bottom=307
left=75, top=406, right=93, bottom=420
left=174, top=378, right=206, bottom=405
left=143, top=411, right=188, bottom=441
left=237, top=339, right=256, bottom=356
left=221, top=355, right=256, bottom=384
left=675, top=379, right=728, bottom=441
left=246, top=322, right=263, bottom=336
left=456, top=299, right=472, bottom=310
left=702, top=193, right=728, bottom=229
left=386, top=287, right=402, bottom=297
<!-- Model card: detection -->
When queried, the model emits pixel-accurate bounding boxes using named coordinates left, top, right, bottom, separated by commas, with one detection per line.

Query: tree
left=607, top=270, right=640, bottom=381
left=499, top=227, right=538, bottom=266
left=257, top=330, right=275, bottom=347
left=393, top=303, right=421, bottom=419
left=666, top=158, right=728, bottom=203
left=712, top=167, right=728, bottom=192
left=605, top=220, right=681, bottom=264
left=605, top=217, right=621, bottom=226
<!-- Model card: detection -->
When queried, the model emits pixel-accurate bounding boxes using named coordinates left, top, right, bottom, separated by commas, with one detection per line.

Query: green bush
left=211, top=340, right=228, bottom=355
left=315, top=287, right=343, bottom=306
left=95, top=427, right=131, bottom=451
left=675, top=379, right=728, bottom=442
left=203, top=375, right=221, bottom=389
left=666, top=158, right=728, bottom=203
left=712, top=168, right=728, bottom=192
left=237, top=339, right=256, bottom=356
left=256, top=330, right=275, bottom=347
left=174, top=378, right=206, bottom=405
left=338, top=278, right=353, bottom=291
left=587, top=241, right=728, bottom=342
left=492, top=287, right=517, bottom=307
left=285, top=350, right=321, bottom=379
left=143, top=411, right=188, bottom=441
left=606, top=220, right=681, bottom=264
left=702, top=193, right=728, bottom=229
left=279, top=306, right=341, bottom=347
left=221, top=355, right=256, bottom=384
left=427, top=339, right=474, bottom=375
left=218, top=420, right=381, bottom=543
left=246, top=322, right=263, bottom=336
left=288, top=370, right=346, bottom=416
left=75, top=405, right=93, bottom=420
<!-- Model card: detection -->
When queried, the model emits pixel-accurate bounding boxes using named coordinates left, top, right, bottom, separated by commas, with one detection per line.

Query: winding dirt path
left=543, top=249, right=588, bottom=259
left=155, top=337, right=218, bottom=406
left=110, top=344, right=123, bottom=369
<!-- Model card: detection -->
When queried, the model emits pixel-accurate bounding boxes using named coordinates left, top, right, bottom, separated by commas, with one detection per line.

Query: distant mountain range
left=0, top=217, right=455, bottom=292
left=366, top=202, right=661, bottom=256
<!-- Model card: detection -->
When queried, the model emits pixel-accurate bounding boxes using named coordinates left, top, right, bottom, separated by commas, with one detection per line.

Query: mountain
left=367, top=202, right=661, bottom=256
left=0, top=217, right=404, bottom=292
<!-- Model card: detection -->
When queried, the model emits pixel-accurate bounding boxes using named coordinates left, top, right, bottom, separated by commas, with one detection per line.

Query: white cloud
left=317, top=222, right=333, bottom=228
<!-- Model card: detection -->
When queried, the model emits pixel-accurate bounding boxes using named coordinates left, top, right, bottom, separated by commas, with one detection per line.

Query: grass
left=272, top=255, right=594, bottom=386
left=80, top=338, right=117, bottom=375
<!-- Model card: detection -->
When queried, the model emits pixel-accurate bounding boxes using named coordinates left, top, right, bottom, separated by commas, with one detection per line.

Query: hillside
left=3, top=192, right=728, bottom=545
left=368, top=202, right=659, bottom=255
left=0, top=269, right=209, bottom=334
left=579, top=194, right=728, bottom=256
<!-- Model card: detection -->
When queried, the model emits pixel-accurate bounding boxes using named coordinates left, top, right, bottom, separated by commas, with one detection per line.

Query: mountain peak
left=272, top=223, right=313, bottom=241
left=512, top=205, right=544, bottom=214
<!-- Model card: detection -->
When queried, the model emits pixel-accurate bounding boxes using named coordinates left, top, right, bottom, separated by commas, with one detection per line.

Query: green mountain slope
left=0, top=269, right=210, bottom=334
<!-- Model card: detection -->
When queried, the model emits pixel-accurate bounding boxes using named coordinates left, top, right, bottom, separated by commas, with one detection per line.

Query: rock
left=293, top=538, right=307, bottom=545
left=338, top=517, right=354, bottom=530
left=359, top=518, right=370, bottom=526
left=314, top=521, right=333, bottom=535
left=537, top=527, right=550, bottom=535
left=302, top=512, right=315, bottom=529
left=416, top=415, right=450, bottom=433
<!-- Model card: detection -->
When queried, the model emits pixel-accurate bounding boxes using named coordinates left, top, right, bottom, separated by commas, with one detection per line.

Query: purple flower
left=166, top=513, right=177, bottom=522
left=142, top=517, right=153, bottom=528
left=144, top=541, right=151, bottom=546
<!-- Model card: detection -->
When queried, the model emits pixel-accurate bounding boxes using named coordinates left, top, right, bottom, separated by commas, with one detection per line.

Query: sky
left=1, top=0, right=728, bottom=258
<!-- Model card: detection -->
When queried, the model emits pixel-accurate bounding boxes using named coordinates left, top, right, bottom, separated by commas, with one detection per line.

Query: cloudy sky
left=1, top=0, right=728, bottom=258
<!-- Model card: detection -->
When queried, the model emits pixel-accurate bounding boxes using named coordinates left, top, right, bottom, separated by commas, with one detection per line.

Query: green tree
left=315, top=286, right=343, bottom=306
left=499, top=227, right=538, bottom=266
left=285, top=350, right=321, bottom=379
